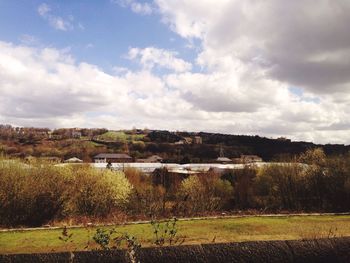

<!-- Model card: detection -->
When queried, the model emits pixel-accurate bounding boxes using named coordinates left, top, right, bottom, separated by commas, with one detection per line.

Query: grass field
left=1, top=215, right=350, bottom=254
left=96, top=131, right=144, bottom=143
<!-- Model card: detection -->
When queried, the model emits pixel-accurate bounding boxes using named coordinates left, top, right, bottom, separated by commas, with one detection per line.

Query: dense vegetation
left=0, top=161, right=132, bottom=227
left=0, top=148, right=349, bottom=228
left=147, top=130, right=350, bottom=161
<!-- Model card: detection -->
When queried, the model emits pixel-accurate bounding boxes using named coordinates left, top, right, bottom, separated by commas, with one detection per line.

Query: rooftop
left=217, top=157, right=232, bottom=162
left=64, top=157, right=83, bottom=163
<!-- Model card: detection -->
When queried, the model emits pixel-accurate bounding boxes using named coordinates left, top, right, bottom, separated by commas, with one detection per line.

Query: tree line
left=0, top=148, right=349, bottom=227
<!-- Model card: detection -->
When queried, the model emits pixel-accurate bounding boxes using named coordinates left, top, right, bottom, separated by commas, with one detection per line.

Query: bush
left=178, top=174, right=233, bottom=214
left=128, top=184, right=167, bottom=216
left=0, top=160, right=133, bottom=227
left=231, top=167, right=256, bottom=209
left=69, top=166, right=133, bottom=216
left=254, top=163, right=305, bottom=210
left=253, top=149, right=350, bottom=212
left=0, top=160, right=71, bottom=226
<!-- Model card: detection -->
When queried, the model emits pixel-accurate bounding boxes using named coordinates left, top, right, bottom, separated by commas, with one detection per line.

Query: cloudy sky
left=1, top=0, right=350, bottom=144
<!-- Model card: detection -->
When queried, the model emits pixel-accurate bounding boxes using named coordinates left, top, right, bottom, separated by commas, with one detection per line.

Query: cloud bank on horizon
left=0, top=0, right=350, bottom=144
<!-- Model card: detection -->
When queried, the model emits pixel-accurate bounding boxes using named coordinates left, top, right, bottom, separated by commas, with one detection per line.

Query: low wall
left=1, top=237, right=349, bottom=263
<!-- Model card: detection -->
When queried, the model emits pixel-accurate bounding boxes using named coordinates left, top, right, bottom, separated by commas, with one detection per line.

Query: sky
left=1, top=0, right=350, bottom=144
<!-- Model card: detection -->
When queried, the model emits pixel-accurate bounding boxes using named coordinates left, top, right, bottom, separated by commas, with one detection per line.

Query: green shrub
left=0, top=160, right=132, bottom=226
left=69, top=167, right=133, bottom=216
left=178, top=175, right=233, bottom=214
left=0, top=160, right=71, bottom=226
left=254, top=163, right=305, bottom=210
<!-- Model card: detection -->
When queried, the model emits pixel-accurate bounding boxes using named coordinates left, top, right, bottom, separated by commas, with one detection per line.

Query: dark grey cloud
left=205, top=0, right=350, bottom=93
left=182, top=91, right=259, bottom=113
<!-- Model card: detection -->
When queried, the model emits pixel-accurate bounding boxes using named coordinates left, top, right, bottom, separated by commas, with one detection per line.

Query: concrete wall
left=1, top=237, right=349, bottom=263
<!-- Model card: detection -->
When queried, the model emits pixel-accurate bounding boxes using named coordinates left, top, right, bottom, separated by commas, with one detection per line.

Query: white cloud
left=38, top=3, right=51, bottom=16
left=37, top=3, right=74, bottom=31
left=130, top=2, right=153, bottom=15
left=128, top=47, right=192, bottom=72
left=0, top=41, right=196, bottom=131
left=1, top=40, right=349, bottom=144
left=18, top=34, right=39, bottom=46
left=113, top=0, right=154, bottom=15
left=50, top=17, right=71, bottom=31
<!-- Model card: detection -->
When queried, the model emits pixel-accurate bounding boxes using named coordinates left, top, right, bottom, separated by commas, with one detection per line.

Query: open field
left=1, top=215, right=350, bottom=254
left=96, top=131, right=145, bottom=143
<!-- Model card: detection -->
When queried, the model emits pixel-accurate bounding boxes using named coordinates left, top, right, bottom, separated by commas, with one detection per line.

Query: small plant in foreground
left=298, top=225, right=340, bottom=241
left=92, top=227, right=141, bottom=263
left=93, top=228, right=116, bottom=250
left=151, top=217, right=185, bottom=247
left=115, top=233, right=141, bottom=263
left=58, top=226, right=74, bottom=247
left=58, top=226, right=74, bottom=262
left=326, top=226, right=339, bottom=239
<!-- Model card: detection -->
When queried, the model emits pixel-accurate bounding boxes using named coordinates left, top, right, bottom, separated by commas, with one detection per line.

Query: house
left=136, top=155, right=163, bottom=163
left=216, top=157, right=232, bottom=164
left=49, top=133, right=63, bottom=140
left=64, top=157, right=83, bottom=163
left=193, top=136, right=202, bottom=144
left=240, top=155, right=263, bottom=163
left=94, top=153, right=133, bottom=163
left=72, top=130, right=82, bottom=139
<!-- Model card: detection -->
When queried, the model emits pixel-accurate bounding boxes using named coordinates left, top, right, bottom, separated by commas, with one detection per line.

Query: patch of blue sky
left=289, top=86, right=304, bottom=97
left=301, top=97, right=320, bottom=103
left=0, top=0, right=196, bottom=74
left=289, top=87, right=320, bottom=103
left=181, top=38, right=203, bottom=73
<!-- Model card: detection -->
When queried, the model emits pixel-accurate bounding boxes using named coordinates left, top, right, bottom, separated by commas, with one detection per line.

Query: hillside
left=0, top=125, right=349, bottom=162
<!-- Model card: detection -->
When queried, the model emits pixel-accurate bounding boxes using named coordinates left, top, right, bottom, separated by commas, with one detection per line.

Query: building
left=94, top=153, right=133, bottom=163
left=193, top=136, right=202, bottom=144
left=72, top=130, right=82, bottom=138
left=216, top=157, right=232, bottom=164
left=64, top=157, right=83, bottom=163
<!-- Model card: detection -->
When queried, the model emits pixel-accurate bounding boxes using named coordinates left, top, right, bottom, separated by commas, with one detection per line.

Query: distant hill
left=147, top=130, right=350, bottom=161
left=0, top=125, right=349, bottom=162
